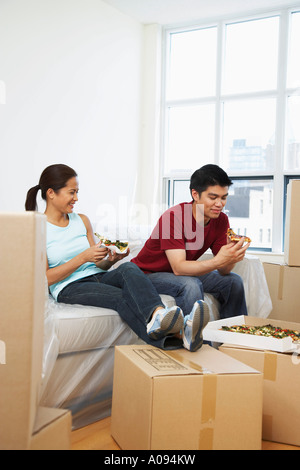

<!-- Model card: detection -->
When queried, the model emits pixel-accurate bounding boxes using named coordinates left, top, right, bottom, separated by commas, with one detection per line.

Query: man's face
left=192, top=185, right=229, bottom=224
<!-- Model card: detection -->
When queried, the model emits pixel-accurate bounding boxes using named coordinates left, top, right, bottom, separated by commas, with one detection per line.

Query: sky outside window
left=223, top=16, right=279, bottom=94
left=168, top=27, right=217, bottom=100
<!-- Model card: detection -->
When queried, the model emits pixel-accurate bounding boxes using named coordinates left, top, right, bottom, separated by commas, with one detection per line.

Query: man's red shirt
left=131, top=201, right=229, bottom=274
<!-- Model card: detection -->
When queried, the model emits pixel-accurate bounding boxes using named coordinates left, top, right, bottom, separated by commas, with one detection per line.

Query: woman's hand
left=107, top=247, right=130, bottom=263
left=82, top=243, right=109, bottom=264
left=96, top=247, right=130, bottom=270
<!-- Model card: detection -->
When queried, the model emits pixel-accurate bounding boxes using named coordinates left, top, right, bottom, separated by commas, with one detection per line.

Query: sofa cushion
left=49, top=294, right=176, bottom=354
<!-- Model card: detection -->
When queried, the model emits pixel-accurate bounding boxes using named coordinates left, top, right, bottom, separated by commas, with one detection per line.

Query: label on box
left=134, top=348, right=188, bottom=371
left=133, top=348, right=213, bottom=375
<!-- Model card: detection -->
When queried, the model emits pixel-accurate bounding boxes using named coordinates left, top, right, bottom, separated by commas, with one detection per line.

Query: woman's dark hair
left=189, top=164, right=233, bottom=197
left=25, top=164, right=77, bottom=211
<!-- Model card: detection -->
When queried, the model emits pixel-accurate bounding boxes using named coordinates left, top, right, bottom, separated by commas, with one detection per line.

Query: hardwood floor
left=261, top=440, right=300, bottom=451
left=71, top=417, right=300, bottom=451
left=71, top=417, right=120, bottom=451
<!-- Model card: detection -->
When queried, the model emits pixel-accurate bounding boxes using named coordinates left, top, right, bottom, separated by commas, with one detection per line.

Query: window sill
left=250, top=251, right=284, bottom=264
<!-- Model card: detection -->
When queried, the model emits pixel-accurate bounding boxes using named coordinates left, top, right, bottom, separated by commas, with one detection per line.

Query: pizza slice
left=227, top=228, right=251, bottom=243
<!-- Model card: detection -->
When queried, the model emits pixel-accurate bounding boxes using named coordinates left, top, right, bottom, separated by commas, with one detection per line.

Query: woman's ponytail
left=25, top=184, right=40, bottom=211
left=24, top=164, right=77, bottom=212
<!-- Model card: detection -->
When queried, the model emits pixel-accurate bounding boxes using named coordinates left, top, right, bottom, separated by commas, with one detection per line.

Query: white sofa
left=39, top=237, right=272, bottom=430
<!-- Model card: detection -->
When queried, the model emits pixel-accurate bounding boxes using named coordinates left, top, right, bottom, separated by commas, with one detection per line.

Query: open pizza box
left=203, top=315, right=300, bottom=353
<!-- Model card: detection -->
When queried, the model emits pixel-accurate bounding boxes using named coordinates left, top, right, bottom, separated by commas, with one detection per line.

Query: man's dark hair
left=189, top=164, right=233, bottom=197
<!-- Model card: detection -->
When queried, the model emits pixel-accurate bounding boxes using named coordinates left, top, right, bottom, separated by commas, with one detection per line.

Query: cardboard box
left=263, top=262, right=300, bottom=322
left=203, top=315, right=299, bottom=353
left=29, top=407, right=71, bottom=450
left=111, top=345, right=263, bottom=450
left=219, top=344, right=300, bottom=446
left=284, top=179, right=300, bottom=267
left=0, top=212, right=46, bottom=450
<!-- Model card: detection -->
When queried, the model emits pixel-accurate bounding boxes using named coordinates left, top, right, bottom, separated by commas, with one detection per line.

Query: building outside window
left=161, top=7, right=300, bottom=252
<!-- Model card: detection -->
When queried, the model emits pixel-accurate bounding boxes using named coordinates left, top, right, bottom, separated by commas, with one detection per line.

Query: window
left=162, top=8, right=300, bottom=252
left=222, top=99, right=276, bottom=173
left=165, top=104, right=215, bottom=173
left=285, top=96, right=300, bottom=171
left=168, top=27, right=217, bottom=100
left=223, top=17, right=279, bottom=94
left=226, top=178, right=273, bottom=250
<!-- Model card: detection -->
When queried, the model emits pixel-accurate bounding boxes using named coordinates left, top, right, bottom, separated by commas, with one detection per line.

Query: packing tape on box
left=199, top=374, right=218, bottom=450
left=264, top=351, right=277, bottom=382
left=201, top=374, right=217, bottom=422
left=199, top=427, right=214, bottom=451
left=167, top=351, right=211, bottom=374
left=167, top=351, right=217, bottom=450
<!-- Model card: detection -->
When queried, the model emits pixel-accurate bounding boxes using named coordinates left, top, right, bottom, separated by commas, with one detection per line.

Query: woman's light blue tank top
left=47, top=212, right=105, bottom=300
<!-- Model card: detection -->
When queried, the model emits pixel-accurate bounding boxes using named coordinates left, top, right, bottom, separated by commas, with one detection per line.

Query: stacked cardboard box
left=263, top=179, right=300, bottom=322
left=0, top=213, right=71, bottom=450
left=111, top=344, right=263, bottom=450
left=263, top=263, right=300, bottom=322
left=204, top=315, right=300, bottom=446
left=284, top=179, right=300, bottom=267
left=30, top=407, right=71, bottom=450
left=201, top=183, right=300, bottom=448
left=219, top=343, right=300, bottom=447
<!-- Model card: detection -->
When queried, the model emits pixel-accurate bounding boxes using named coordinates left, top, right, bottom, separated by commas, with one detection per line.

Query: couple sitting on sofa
left=25, top=163, right=250, bottom=352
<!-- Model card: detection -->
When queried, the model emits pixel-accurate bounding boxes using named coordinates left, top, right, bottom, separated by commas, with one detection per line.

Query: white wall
left=134, top=23, right=165, bottom=228
left=0, top=0, right=145, bottom=229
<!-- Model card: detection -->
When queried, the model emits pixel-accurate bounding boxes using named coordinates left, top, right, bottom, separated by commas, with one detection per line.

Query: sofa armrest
left=199, top=253, right=272, bottom=318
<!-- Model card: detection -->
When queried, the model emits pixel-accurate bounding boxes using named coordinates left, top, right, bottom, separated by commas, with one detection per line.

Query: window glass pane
left=173, top=180, right=191, bottom=205
left=223, top=17, right=279, bottom=94
left=226, top=179, right=273, bottom=250
left=287, top=11, right=300, bottom=88
left=168, top=27, right=217, bottom=100
left=222, top=99, right=276, bottom=171
left=165, top=104, right=215, bottom=172
left=285, top=96, right=300, bottom=171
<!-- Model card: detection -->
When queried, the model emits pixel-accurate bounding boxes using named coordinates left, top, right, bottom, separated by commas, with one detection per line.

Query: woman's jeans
left=57, top=262, right=182, bottom=350
left=147, top=270, right=247, bottom=319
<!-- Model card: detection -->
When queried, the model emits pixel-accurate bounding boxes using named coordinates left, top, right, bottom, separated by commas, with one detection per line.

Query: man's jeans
left=57, top=262, right=182, bottom=349
left=147, top=271, right=247, bottom=319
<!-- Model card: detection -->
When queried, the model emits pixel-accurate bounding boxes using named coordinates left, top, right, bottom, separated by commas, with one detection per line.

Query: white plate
left=100, top=243, right=128, bottom=255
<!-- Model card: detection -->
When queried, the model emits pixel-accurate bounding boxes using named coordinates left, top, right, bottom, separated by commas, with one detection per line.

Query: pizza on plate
left=221, top=324, right=300, bottom=343
left=94, top=233, right=129, bottom=253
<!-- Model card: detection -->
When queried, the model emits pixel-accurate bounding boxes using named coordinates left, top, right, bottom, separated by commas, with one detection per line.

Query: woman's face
left=48, top=176, right=79, bottom=213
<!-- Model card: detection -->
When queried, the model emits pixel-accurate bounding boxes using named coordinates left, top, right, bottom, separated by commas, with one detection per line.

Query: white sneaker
left=147, top=306, right=184, bottom=340
left=182, top=300, right=209, bottom=352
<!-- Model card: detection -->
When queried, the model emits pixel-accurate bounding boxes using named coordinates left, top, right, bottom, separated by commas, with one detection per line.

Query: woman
left=25, top=164, right=184, bottom=350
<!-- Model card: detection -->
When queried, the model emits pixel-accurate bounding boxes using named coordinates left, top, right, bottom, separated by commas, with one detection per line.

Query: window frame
left=160, top=6, right=300, bottom=254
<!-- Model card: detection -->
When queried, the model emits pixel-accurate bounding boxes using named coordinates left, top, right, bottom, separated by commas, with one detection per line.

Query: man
left=131, top=164, right=250, bottom=351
